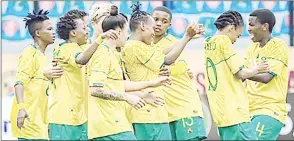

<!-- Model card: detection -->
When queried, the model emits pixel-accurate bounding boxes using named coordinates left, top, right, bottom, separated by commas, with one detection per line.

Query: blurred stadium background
left=1, top=1, right=294, bottom=140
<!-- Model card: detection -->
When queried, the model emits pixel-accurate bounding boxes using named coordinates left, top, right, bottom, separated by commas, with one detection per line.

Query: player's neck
left=103, top=39, right=118, bottom=51
left=259, top=34, right=272, bottom=48
left=33, top=39, right=47, bottom=53
left=154, top=33, right=166, bottom=44
left=129, top=32, right=143, bottom=42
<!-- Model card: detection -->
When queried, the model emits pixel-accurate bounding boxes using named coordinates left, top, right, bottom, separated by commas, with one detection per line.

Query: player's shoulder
left=124, top=40, right=145, bottom=52
left=21, top=44, right=38, bottom=57
left=270, top=37, right=288, bottom=48
left=164, top=34, right=178, bottom=42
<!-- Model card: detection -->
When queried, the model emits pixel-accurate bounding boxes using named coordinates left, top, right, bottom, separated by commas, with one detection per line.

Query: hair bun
left=110, top=5, right=118, bottom=16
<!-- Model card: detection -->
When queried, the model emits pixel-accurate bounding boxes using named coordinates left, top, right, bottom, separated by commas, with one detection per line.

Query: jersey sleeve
left=221, top=37, right=244, bottom=74
left=15, top=48, right=36, bottom=86
left=135, top=45, right=166, bottom=72
left=170, top=55, right=188, bottom=75
left=88, top=47, right=111, bottom=87
left=266, top=42, right=288, bottom=76
left=56, top=44, right=83, bottom=68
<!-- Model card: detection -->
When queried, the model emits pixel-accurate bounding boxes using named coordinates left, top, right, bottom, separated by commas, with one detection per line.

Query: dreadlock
left=57, top=14, right=80, bottom=40
left=129, top=2, right=150, bottom=32
left=23, top=10, right=49, bottom=38
left=64, top=9, right=87, bottom=19
left=214, top=10, right=244, bottom=30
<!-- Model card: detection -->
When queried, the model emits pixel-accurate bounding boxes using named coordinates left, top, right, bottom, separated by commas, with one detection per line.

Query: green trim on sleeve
left=75, top=52, right=82, bottom=58
left=268, top=71, right=277, bottom=76
left=91, top=82, right=105, bottom=87
left=239, top=65, right=245, bottom=70
left=14, top=81, right=24, bottom=86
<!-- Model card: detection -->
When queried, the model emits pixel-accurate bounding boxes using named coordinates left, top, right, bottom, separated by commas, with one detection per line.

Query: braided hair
left=129, top=2, right=150, bottom=32
left=23, top=10, right=49, bottom=38
left=214, top=10, right=244, bottom=30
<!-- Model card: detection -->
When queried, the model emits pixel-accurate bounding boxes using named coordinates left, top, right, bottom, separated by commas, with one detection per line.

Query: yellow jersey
left=204, top=35, right=250, bottom=127
left=155, top=34, right=204, bottom=122
left=49, top=42, right=87, bottom=125
left=11, top=45, right=49, bottom=139
left=122, top=40, right=168, bottom=123
left=87, top=44, right=132, bottom=139
left=245, top=37, right=288, bottom=124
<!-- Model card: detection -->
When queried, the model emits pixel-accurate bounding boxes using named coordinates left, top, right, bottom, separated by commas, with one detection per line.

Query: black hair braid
left=129, top=2, right=150, bottom=31
left=214, top=10, right=243, bottom=30
left=23, top=10, right=49, bottom=28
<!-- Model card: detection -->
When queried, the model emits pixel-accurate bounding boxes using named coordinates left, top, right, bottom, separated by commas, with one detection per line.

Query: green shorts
left=18, top=138, right=47, bottom=140
left=218, top=122, right=258, bottom=140
left=133, top=123, right=171, bottom=140
left=91, top=131, right=137, bottom=140
left=251, top=115, right=283, bottom=140
left=169, top=116, right=207, bottom=140
left=49, top=122, right=87, bottom=140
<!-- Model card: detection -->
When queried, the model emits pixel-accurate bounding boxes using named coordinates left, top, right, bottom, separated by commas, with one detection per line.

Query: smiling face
left=71, top=19, right=89, bottom=45
left=248, top=16, right=266, bottom=43
left=141, top=15, right=156, bottom=45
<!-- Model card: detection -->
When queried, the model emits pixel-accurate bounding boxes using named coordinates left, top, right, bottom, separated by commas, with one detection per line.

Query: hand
left=142, top=91, right=165, bottom=107
left=152, top=76, right=171, bottom=87
left=17, top=109, right=30, bottom=129
left=253, top=61, right=269, bottom=73
left=185, top=23, right=205, bottom=40
left=187, top=69, right=194, bottom=79
left=159, top=65, right=170, bottom=76
left=101, top=29, right=118, bottom=40
left=43, top=66, right=63, bottom=79
left=125, top=94, right=146, bottom=110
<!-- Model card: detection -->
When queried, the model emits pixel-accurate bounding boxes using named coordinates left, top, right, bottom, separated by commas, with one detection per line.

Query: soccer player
left=87, top=10, right=169, bottom=140
left=245, top=9, right=289, bottom=140
left=48, top=11, right=117, bottom=140
left=11, top=10, right=55, bottom=140
left=122, top=3, right=203, bottom=140
left=152, top=6, right=207, bottom=140
left=204, top=10, right=270, bottom=140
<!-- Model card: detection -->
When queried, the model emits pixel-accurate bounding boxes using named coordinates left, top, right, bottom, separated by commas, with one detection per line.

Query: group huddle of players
left=10, top=2, right=289, bottom=141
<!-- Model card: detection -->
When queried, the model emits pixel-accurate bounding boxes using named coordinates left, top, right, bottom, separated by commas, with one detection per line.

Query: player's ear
left=228, top=25, right=234, bottom=32
left=140, top=22, right=145, bottom=31
left=70, top=30, right=76, bottom=37
left=263, top=23, right=269, bottom=31
left=35, top=30, right=41, bottom=38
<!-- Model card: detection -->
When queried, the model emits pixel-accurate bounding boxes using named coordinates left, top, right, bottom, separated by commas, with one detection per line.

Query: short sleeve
left=266, top=42, right=288, bottom=76
left=88, top=47, right=111, bottom=87
left=170, top=55, right=188, bottom=75
left=221, top=37, right=244, bottom=74
left=135, top=45, right=166, bottom=71
left=15, top=48, right=36, bottom=86
left=54, top=43, right=83, bottom=68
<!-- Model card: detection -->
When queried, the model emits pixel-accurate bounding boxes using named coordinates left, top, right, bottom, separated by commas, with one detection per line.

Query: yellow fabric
left=49, top=42, right=87, bottom=125
left=87, top=44, right=132, bottom=139
left=155, top=34, right=204, bottom=122
left=11, top=45, right=49, bottom=139
left=204, top=35, right=250, bottom=127
left=245, top=37, right=288, bottom=124
left=80, top=43, right=90, bottom=120
left=122, top=40, right=168, bottom=123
